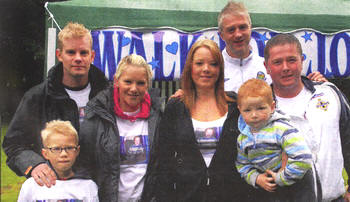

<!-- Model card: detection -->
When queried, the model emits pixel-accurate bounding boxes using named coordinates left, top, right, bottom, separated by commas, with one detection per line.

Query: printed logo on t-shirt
left=316, top=98, right=329, bottom=111
left=120, top=135, right=149, bottom=165
left=256, top=71, right=266, bottom=81
left=194, top=127, right=222, bottom=154
left=79, top=107, right=85, bottom=123
left=36, top=199, right=83, bottom=202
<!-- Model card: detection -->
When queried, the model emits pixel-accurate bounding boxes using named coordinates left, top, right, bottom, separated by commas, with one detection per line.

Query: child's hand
left=256, top=172, right=276, bottom=192
left=266, top=169, right=277, bottom=182
left=344, top=191, right=350, bottom=202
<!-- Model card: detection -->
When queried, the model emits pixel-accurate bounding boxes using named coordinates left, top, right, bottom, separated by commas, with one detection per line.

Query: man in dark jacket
left=2, top=22, right=108, bottom=188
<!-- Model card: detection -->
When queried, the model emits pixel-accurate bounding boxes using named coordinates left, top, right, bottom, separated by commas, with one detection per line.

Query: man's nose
left=281, top=61, right=289, bottom=71
left=234, top=29, right=243, bottom=38
left=74, top=53, right=82, bottom=62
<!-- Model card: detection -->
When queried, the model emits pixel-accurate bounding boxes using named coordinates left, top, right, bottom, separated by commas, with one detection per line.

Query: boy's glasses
left=45, top=146, right=79, bottom=154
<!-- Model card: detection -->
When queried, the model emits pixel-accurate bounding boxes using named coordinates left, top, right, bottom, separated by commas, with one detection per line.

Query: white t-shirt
left=17, top=178, right=99, bottom=202
left=65, top=83, right=91, bottom=123
left=275, top=87, right=312, bottom=118
left=223, top=49, right=272, bottom=92
left=192, top=113, right=227, bottom=167
left=116, top=110, right=149, bottom=202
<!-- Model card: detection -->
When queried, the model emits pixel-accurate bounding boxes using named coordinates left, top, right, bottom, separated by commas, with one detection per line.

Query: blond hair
left=181, top=39, right=230, bottom=115
left=57, top=22, right=92, bottom=50
left=218, top=1, right=251, bottom=31
left=114, top=54, right=153, bottom=88
left=237, top=78, right=273, bottom=106
left=41, top=120, right=78, bottom=147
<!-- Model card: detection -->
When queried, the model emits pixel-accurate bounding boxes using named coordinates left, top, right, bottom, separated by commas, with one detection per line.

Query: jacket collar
left=271, top=76, right=316, bottom=101
left=46, top=63, right=67, bottom=98
left=85, top=87, right=162, bottom=123
left=223, top=48, right=253, bottom=67
left=46, top=62, right=108, bottom=99
left=301, top=76, right=316, bottom=93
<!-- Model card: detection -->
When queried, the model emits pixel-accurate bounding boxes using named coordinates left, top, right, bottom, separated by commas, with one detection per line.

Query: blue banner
left=91, top=27, right=350, bottom=81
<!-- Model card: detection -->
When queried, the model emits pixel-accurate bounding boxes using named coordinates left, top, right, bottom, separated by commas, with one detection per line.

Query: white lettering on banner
left=91, top=27, right=350, bottom=81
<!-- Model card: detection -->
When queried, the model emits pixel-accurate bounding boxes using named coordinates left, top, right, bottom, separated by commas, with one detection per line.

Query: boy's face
left=42, top=133, right=80, bottom=176
left=238, top=96, right=275, bottom=133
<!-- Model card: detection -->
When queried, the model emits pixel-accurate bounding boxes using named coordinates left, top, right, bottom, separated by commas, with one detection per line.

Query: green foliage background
left=1, top=125, right=25, bottom=202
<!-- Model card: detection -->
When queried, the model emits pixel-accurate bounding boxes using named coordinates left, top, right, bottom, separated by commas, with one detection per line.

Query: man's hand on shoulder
left=307, top=71, right=328, bottom=82
left=169, top=89, right=184, bottom=101
left=31, top=163, right=56, bottom=187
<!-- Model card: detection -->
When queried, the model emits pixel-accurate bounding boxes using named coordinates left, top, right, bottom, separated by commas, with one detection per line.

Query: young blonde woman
left=142, top=39, right=251, bottom=202
left=78, top=54, right=163, bottom=202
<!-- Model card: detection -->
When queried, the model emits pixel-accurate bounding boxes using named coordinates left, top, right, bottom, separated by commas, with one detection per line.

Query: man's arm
left=327, top=83, right=350, bottom=197
left=2, top=89, right=56, bottom=187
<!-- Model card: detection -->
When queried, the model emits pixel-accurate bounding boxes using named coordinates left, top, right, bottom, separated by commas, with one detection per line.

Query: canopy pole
left=44, top=2, right=62, bottom=31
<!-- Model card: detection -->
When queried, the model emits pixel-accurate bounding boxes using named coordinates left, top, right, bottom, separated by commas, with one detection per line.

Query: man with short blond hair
left=3, top=22, right=108, bottom=188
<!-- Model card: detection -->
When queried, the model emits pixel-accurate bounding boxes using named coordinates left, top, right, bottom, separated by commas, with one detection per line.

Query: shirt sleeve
left=275, top=127, right=313, bottom=186
left=235, top=134, right=260, bottom=187
left=2, top=89, right=46, bottom=177
left=17, top=178, right=33, bottom=202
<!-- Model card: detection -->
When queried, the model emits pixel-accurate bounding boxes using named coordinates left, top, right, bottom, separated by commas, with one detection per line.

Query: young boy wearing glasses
left=17, top=120, right=98, bottom=202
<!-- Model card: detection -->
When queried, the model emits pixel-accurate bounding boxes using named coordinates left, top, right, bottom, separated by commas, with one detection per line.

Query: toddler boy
left=18, top=120, right=98, bottom=202
left=235, top=79, right=316, bottom=201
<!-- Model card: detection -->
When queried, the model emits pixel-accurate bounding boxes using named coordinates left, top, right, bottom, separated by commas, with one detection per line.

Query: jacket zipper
left=240, top=58, right=244, bottom=86
left=206, top=169, right=210, bottom=186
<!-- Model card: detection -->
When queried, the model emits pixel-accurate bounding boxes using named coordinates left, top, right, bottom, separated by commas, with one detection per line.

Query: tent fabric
left=46, top=0, right=350, bottom=33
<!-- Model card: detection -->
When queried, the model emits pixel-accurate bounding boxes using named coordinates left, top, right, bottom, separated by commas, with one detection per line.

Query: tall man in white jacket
left=264, top=33, right=350, bottom=202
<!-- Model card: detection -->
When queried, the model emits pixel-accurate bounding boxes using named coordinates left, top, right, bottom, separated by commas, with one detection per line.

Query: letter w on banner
left=91, top=27, right=350, bottom=81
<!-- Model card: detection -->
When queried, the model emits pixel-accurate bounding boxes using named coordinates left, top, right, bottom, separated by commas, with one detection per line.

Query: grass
left=1, top=124, right=26, bottom=202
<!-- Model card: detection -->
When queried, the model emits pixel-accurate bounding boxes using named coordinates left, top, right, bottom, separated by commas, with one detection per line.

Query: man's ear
left=264, top=61, right=270, bottom=74
left=56, top=49, right=62, bottom=62
left=219, top=30, right=224, bottom=40
left=90, top=50, right=95, bottom=63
